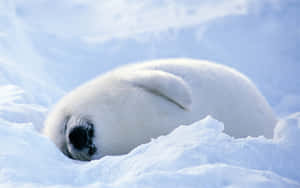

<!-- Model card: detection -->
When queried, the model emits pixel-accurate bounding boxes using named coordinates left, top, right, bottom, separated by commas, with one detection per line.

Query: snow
left=0, top=85, right=47, bottom=131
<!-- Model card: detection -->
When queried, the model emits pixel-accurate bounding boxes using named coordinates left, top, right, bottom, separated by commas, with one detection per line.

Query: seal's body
left=43, top=59, right=277, bottom=161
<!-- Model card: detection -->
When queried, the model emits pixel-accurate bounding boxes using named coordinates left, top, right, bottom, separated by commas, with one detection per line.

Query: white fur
left=43, top=58, right=277, bottom=159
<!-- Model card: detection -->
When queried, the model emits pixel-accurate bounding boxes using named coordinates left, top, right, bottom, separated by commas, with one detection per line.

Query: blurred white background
left=0, top=0, right=299, bottom=115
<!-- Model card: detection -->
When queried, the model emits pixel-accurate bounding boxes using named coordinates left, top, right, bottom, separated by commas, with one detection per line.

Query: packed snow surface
left=0, top=87, right=299, bottom=188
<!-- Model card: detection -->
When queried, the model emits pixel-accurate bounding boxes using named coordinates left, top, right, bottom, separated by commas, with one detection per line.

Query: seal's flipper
left=122, top=70, right=192, bottom=110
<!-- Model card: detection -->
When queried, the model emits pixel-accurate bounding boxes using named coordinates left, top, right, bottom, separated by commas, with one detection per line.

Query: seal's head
left=43, top=66, right=193, bottom=161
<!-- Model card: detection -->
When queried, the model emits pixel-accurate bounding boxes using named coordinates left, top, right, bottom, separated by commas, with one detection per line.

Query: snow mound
left=0, top=85, right=47, bottom=131
left=0, top=115, right=299, bottom=187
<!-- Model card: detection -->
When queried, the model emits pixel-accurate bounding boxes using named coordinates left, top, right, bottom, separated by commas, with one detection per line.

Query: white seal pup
left=43, top=58, right=277, bottom=161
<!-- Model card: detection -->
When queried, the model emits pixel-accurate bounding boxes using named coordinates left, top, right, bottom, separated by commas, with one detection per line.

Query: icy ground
left=0, top=86, right=299, bottom=188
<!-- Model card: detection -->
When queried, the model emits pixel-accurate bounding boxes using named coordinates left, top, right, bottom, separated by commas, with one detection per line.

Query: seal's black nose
left=69, top=126, right=88, bottom=150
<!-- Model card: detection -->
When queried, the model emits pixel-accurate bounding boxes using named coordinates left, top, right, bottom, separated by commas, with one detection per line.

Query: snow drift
left=0, top=101, right=299, bottom=187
